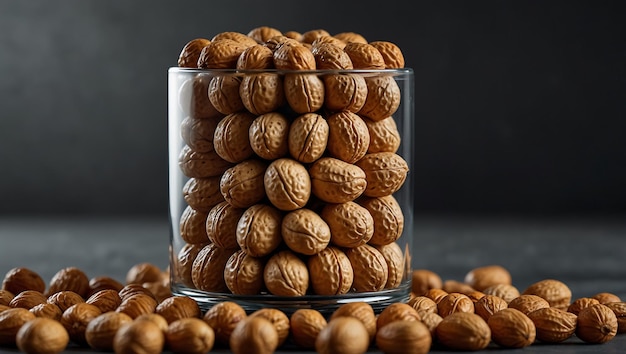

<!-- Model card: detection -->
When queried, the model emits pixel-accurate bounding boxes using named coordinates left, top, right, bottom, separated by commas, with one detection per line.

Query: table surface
left=1, top=214, right=625, bottom=353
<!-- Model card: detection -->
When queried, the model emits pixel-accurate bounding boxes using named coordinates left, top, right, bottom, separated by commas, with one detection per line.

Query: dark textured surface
left=1, top=215, right=625, bottom=353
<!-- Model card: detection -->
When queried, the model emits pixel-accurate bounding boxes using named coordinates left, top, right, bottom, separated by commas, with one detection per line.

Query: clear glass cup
left=168, top=67, right=414, bottom=316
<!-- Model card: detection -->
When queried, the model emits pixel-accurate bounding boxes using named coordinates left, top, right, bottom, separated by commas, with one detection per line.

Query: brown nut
left=223, top=249, right=265, bottom=295
left=85, top=289, right=122, bottom=313
left=527, top=307, right=577, bottom=343
left=418, top=311, right=443, bottom=339
left=321, top=201, right=373, bottom=248
left=315, top=316, right=370, bottom=354
left=326, top=111, right=370, bottom=164
left=125, top=263, right=162, bottom=286
left=288, top=112, right=329, bottom=164
left=44, top=267, right=89, bottom=298
left=84, top=311, right=133, bottom=351
left=2, top=268, right=46, bottom=295
left=481, top=283, right=520, bottom=304
left=375, top=242, right=406, bottom=289
left=236, top=44, right=275, bottom=70
left=487, top=308, right=536, bottom=348
left=236, top=203, right=283, bottom=257
left=175, top=243, right=206, bottom=288
left=442, top=280, right=476, bottom=295
left=155, top=295, right=201, bottom=324
left=273, top=42, right=316, bottom=70
left=576, top=303, right=618, bottom=344
left=213, top=111, right=256, bottom=164
left=522, top=278, right=572, bottom=310
left=464, top=264, right=512, bottom=292
left=113, top=319, right=164, bottom=354
left=178, top=38, right=210, bottom=68
left=307, top=246, right=354, bottom=296
left=183, top=176, right=225, bottom=213
left=345, top=244, right=388, bottom=292
left=177, top=74, right=223, bottom=120
left=407, top=296, right=438, bottom=314
left=264, top=158, right=311, bottom=211
left=229, top=316, right=278, bottom=354
left=180, top=115, right=219, bottom=153
left=247, top=26, right=283, bottom=44
left=220, top=159, right=268, bottom=208
left=264, top=35, right=299, bottom=52
left=311, top=35, right=347, bottom=51
left=322, top=74, right=367, bottom=113
left=282, top=208, right=331, bottom=255
left=356, top=152, right=409, bottom=198
left=567, top=297, right=600, bottom=315
left=333, top=31, right=368, bottom=44
left=249, top=308, right=290, bottom=347
left=0, top=307, right=36, bottom=345
left=284, top=73, right=325, bottom=114
left=211, top=31, right=257, bottom=47
left=178, top=145, right=233, bottom=179
left=166, top=317, right=215, bottom=354
left=369, top=41, right=405, bottom=69
left=87, top=276, right=124, bottom=297
left=508, top=294, right=550, bottom=316
left=264, top=250, right=309, bottom=296
left=376, top=302, right=420, bottom=330
left=202, top=301, right=247, bottom=346
left=118, top=283, right=156, bottom=302
left=46, top=291, right=84, bottom=313
left=207, top=74, right=245, bottom=114
left=330, top=302, right=377, bottom=341
left=60, top=302, right=102, bottom=345
left=9, top=290, right=47, bottom=310
left=364, top=116, right=401, bottom=154
left=115, top=293, right=157, bottom=320
left=343, top=42, right=385, bottom=69
left=437, top=292, right=475, bottom=318
left=239, top=73, right=285, bottom=115
left=16, top=317, right=69, bottom=354
left=592, top=292, right=621, bottom=304
left=197, top=39, right=248, bottom=69
left=309, top=157, right=367, bottom=203
left=301, top=29, right=331, bottom=44
left=29, top=303, right=62, bottom=321
left=249, top=112, right=290, bottom=160
left=312, top=43, right=353, bottom=69
left=426, top=288, right=449, bottom=304
left=411, top=269, right=443, bottom=296
left=205, top=201, right=245, bottom=250
left=435, top=312, right=491, bottom=351
left=289, top=309, right=327, bottom=349
left=375, top=320, right=432, bottom=354
left=179, top=205, right=209, bottom=244
left=474, top=294, right=508, bottom=322
left=605, top=302, right=626, bottom=333
left=0, top=290, right=14, bottom=307
left=359, top=195, right=404, bottom=246
left=191, top=243, right=236, bottom=293
left=359, top=75, right=401, bottom=121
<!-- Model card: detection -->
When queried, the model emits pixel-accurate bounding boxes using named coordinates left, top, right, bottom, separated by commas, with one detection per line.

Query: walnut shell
left=322, top=74, right=367, bottom=113
left=155, top=296, right=201, bottom=324
left=85, top=311, right=132, bottom=351
left=283, top=73, right=324, bottom=114
left=301, top=29, right=331, bottom=44
left=197, top=39, right=248, bottom=69
left=326, top=111, right=370, bottom=164
left=60, top=303, right=102, bottom=344
left=191, top=243, right=236, bottom=293
left=29, top=303, right=62, bottom=320
left=437, top=292, right=475, bottom=318
left=359, top=195, right=404, bottom=246
left=527, top=307, right=577, bottom=343
left=202, top=301, right=247, bottom=346
left=183, top=176, right=225, bottom=213
left=264, top=158, right=311, bottom=211
left=166, top=317, right=215, bottom=354
left=236, top=44, right=275, bottom=70
left=289, top=308, right=327, bottom=349
left=364, top=116, right=401, bottom=153
left=249, top=112, right=290, bottom=160
left=273, top=42, right=316, bottom=70
left=309, top=157, right=366, bottom=203
left=407, top=296, right=438, bottom=315
left=333, top=32, right=368, bottom=44
left=330, top=301, right=377, bottom=341
left=0, top=290, right=14, bottom=307
left=9, top=290, right=47, bottom=309
left=174, top=243, right=206, bottom=288
left=213, top=111, right=256, bottom=164
left=178, top=38, right=210, bottom=68
left=307, top=246, right=353, bottom=295
left=311, top=36, right=347, bottom=51
left=435, top=312, right=491, bottom=351
left=263, top=250, right=309, bottom=296
left=315, top=317, right=369, bottom=354
left=0, top=307, right=36, bottom=345
left=343, top=42, right=385, bottom=70
left=522, top=279, right=572, bottom=310
left=16, top=317, right=69, bottom=354
left=178, top=145, right=233, bottom=179
left=205, top=201, right=245, bottom=250
left=345, top=244, right=388, bottom=292
left=239, top=73, right=285, bottom=115
left=247, top=26, right=283, bottom=44
left=223, top=249, right=265, bottom=295
left=474, top=294, right=508, bottom=322
left=229, top=316, right=278, bottom=354
left=249, top=308, right=290, bottom=347
left=358, top=75, right=401, bottom=121
left=375, top=320, right=432, bottom=354
left=375, top=242, right=406, bottom=289
left=125, top=263, right=162, bottom=285
left=46, top=267, right=90, bottom=298
left=179, top=205, right=209, bottom=244
left=356, top=152, right=409, bottom=197
left=115, top=293, right=157, bottom=320
left=411, top=269, right=443, bottom=296
left=211, top=31, right=257, bottom=47
left=85, top=289, right=122, bottom=313
left=592, top=292, right=621, bottom=304
left=236, top=203, right=283, bottom=257
left=567, top=297, right=600, bottom=315
left=282, top=208, right=331, bottom=255
left=177, top=75, right=223, bottom=119
left=207, top=74, right=245, bottom=115
left=464, top=265, right=512, bottom=292
left=220, top=159, right=268, bottom=208
left=320, top=201, right=373, bottom=248
left=369, top=41, right=405, bottom=69
left=180, top=115, right=219, bottom=153
left=288, top=113, right=329, bottom=163
left=508, top=294, right=550, bottom=316
left=46, top=291, right=84, bottom=313
left=605, top=302, right=626, bottom=334
left=576, top=303, right=618, bottom=343
left=483, top=283, right=520, bottom=304
left=488, top=308, right=536, bottom=348
left=312, top=43, right=353, bottom=69
left=113, top=319, right=164, bottom=354
left=376, top=302, right=420, bottom=330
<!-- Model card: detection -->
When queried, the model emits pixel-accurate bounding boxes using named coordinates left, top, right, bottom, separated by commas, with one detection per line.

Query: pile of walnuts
left=1, top=264, right=624, bottom=354
left=171, top=27, right=411, bottom=297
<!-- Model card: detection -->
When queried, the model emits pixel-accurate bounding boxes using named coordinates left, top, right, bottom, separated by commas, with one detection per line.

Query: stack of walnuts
left=172, top=26, right=410, bottom=297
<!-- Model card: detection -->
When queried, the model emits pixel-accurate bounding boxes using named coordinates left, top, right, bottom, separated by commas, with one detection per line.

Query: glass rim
left=168, top=67, right=413, bottom=75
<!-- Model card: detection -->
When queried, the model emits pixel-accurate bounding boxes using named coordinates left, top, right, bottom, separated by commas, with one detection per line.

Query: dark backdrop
left=1, top=0, right=624, bottom=217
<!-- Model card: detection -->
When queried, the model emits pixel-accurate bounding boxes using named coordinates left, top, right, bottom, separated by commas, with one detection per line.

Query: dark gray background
left=1, top=0, right=624, bottom=217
